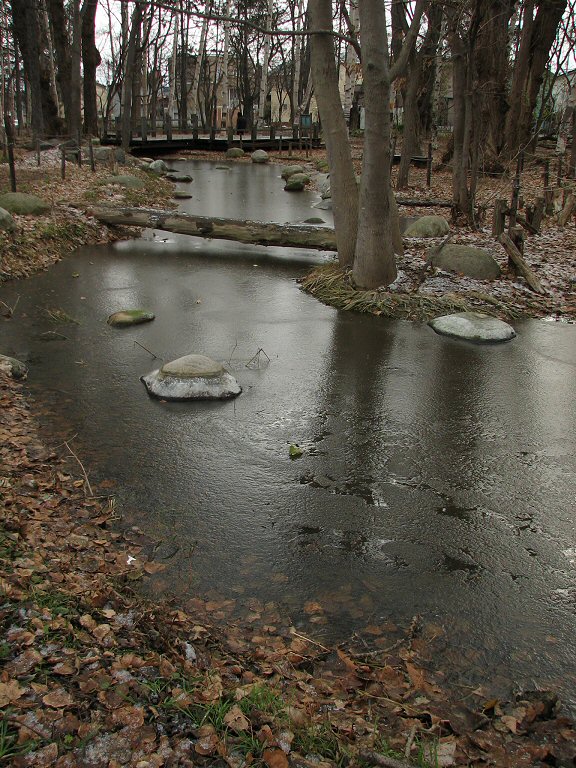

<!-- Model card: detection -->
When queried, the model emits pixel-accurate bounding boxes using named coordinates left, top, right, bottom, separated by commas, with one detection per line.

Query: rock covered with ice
left=429, top=312, right=516, bottom=343
left=141, top=354, right=241, bottom=401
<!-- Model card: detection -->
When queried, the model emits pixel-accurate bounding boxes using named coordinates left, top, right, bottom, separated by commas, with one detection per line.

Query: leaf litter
left=1, top=371, right=575, bottom=767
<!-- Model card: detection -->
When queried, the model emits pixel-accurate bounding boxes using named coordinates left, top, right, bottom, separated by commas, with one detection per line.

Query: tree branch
left=390, top=0, right=428, bottom=81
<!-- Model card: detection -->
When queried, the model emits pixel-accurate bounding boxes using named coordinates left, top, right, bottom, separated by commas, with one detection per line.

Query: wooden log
left=516, top=213, right=539, bottom=235
left=498, top=232, right=546, bottom=294
left=395, top=198, right=452, bottom=207
left=91, top=206, right=339, bottom=251
left=557, top=192, right=575, bottom=227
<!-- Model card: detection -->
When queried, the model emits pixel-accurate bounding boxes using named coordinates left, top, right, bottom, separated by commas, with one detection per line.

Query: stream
left=2, top=159, right=576, bottom=710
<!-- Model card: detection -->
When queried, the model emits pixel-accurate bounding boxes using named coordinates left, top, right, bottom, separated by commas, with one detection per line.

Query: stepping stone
left=429, top=312, right=516, bottom=343
left=215, top=165, right=231, bottom=170
left=304, top=217, right=325, bottom=224
left=173, top=190, right=192, bottom=200
left=107, top=310, right=155, bottom=327
left=141, top=354, right=241, bottom=401
left=284, top=172, right=310, bottom=191
left=166, top=173, right=193, bottom=183
left=281, top=165, right=304, bottom=180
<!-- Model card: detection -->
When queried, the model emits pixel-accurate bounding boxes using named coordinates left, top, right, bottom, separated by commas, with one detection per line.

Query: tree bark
left=121, top=2, right=144, bottom=151
left=46, top=0, right=72, bottom=130
left=308, top=0, right=358, bottom=267
left=504, top=0, right=567, bottom=157
left=81, top=0, right=100, bottom=135
left=352, top=0, right=402, bottom=288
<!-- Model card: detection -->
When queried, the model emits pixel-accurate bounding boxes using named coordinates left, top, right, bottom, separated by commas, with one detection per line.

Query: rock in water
left=429, top=312, right=516, bottom=343
left=108, top=310, right=155, bottom=327
left=226, top=148, right=245, bottom=158
left=141, top=354, right=241, bottom=401
left=0, top=354, right=27, bottom=379
left=284, top=173, right=310, bottom=192
left=281, top=165, right=304, bottom=180
left=165, top=173, right=193, bottom=183
left=148, top=159, right=168, bottom=174
left=251, top=150, right=269, bottom=164
left=403, top=215, right=450, bottom=237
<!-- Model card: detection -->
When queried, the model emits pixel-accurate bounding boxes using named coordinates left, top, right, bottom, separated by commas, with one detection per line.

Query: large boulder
left=0, top=354, right=27, bottom=379
left=251, top=150, right=269, bottom=164
left=226, top=148, right=245, bottom=159
left=108, top=310, right=155, bottom=327
left=0, top=207, right=16, bottom=232
left=0, top=192, right=49, bottom=216
left=148, top=159, right=169, bottom=174
left=284, top=172, right=310, bottom=192
left=100, top=175, right=145, bottom=189
left=429, top=312, right=516, bottom=343
left=404, top=215, right=450, bottom=237
left=281, top=165, right=304, bottom=180
left=428, top=244, right=501, bottom=280
left=141, top=354, right=241, bottom=401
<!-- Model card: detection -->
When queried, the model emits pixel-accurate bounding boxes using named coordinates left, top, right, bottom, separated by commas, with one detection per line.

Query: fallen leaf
left=0, top=679, right=27, bottom=706
left=263, top=748, right=290, bottom=768
left=223, top=705, right=250, bottom=732
left=43, top=688, right=74, bottom=708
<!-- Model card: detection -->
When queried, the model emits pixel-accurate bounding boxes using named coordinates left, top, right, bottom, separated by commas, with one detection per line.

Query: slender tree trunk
left=81, top=0, right=100, bottom=135
left=69, top=0, right=82, bottom=139
left=308, top=0, right=358, bottom=267
left=11, top=0, right=45, bottom=135
left=121, top=2, right=143, bottom=150
left=39, top=0, right=61, bottom=119
left=190, top=1, right=210, bottom=120
left=504, top=0, right=567, bottom=156
left=222, top=0, right=231, bottom=128
left=291, top=0, right=303, bottom=122
left=257, top=0, right=273, bottom=126
left=352, top=0, right=400, bottom=289
left=46, top=0, right=72, bottom=129
left=342, top=0, right=359, bottom=123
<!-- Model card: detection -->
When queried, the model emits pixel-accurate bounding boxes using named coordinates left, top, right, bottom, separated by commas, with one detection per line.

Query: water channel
left=2, top=160, right=576, bottom=709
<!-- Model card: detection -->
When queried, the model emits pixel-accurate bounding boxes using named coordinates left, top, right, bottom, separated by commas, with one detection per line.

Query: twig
left=64, top=440, right=94, bottom=497
left=245, top=347, right=271, bottom=368
left=404, top=724, right=417, bottom=758
left=133, top=340, right=161, bottom=359
left=289, top=628, right=331, bottom=653
left=0, top=295, right=19, bottom=317
left=359, top=749, right=415, bottom=768
left=227, top=340, right=238, bottom=366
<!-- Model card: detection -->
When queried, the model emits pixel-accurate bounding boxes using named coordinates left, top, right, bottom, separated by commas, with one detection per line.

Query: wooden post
left=227, top=124, right=234, bottom=143
left=36, top=139, right=41, bottom=166
left=426, top=142, right=433, bottom=187
left=557, top=155, right=563, bottom=185
left=166, top=111, right=173, bottom=141
left=390, top=132, right=397, bottom=172
left=492, top=199, right=507, bottom=237
left=292, top=124, right=299, bottom=141
left=141, top=118, right=148, bottom=143
left=531, top=197, right=545, bottom=232
left=509, top=157, right=521, bottom=229
left=61, top=146, right=66, bottom=180
left=209, top=126, right=215, bottom=147
left=269, top=124, right=275, bottom=141
left=251, top=124, right=257, bottom=144
left=558, top=192, right=575, bottom=227
left=77, top=130, right=82, bottom=166
left=278, top=137, right=282, bottom=153
left=288, top=141, right=293, bottom=158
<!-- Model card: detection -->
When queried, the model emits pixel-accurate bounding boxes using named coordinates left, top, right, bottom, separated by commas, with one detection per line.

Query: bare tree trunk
left=81, top=0, right=100, bottom=135
left=11, top=0, right=45, bottom=135
left=39, top=0, right=61, bottom=119
left=121, top=2, right=143, bottom=150
left=190, top=1, right=210, bottom=120
left=352, top=0, right=400, bottom=288
left=291, top=0, right=303, bottom=122
left=222, top=0, right=231, bottom=128
left=46, top=0, right=73, bottom=130
left=342, top=0, right=359, bottom=123
left=69, top=0, right=82, bottom=139
left=257, top=0, right=273, bottom=126
left=308, top=0, right=358, bottom=267
left=504, top=0, right=567, bottom=157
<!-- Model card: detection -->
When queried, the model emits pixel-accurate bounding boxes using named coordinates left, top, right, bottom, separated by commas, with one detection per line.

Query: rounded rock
left=0, top=207, right=16, bottom=232
left=281, top=165, right=304, bottom=180
left=141, top=354, right=241, bottom=401
left=0, top=192, right=50, bottom=216
left=226, top=148, right=245, bottom=159
left=429, top=312, right=516, bottom=343
left=404, top=215, right=450, bottom=238
left=251, top=149, right=269, bottom=164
